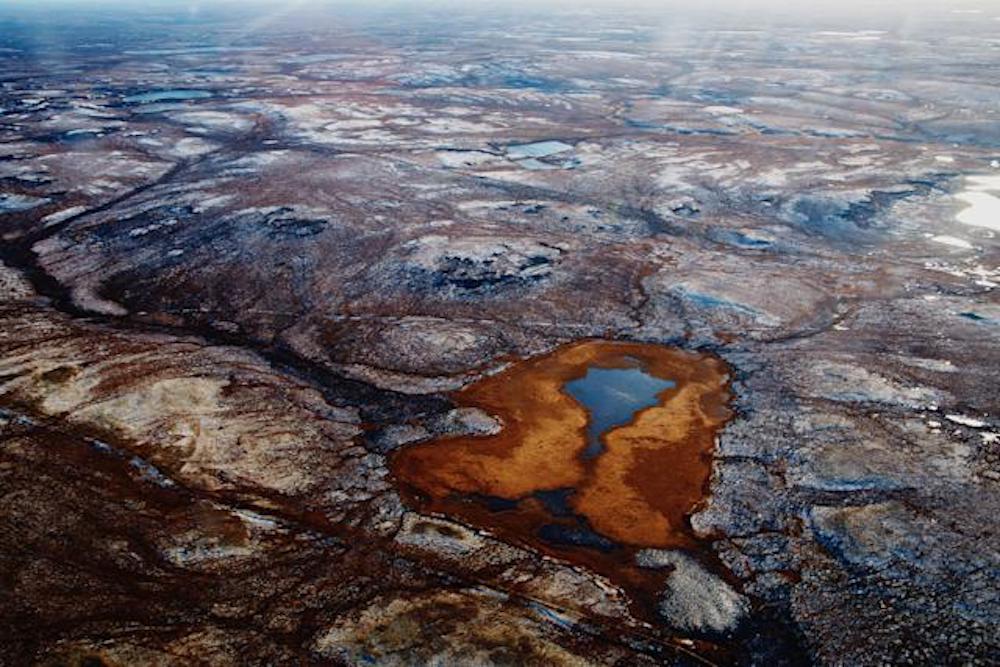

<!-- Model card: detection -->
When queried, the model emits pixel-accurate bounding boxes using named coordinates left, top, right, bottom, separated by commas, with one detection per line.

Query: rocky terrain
left=0, top=2, right=998, bottom=665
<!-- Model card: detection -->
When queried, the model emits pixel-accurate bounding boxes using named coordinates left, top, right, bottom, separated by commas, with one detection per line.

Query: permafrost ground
left=0, top=2, right=998, bottom=665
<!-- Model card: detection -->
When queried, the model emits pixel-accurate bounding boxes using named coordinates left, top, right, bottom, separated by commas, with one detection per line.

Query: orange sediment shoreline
left=390, top=338, right=732, bottom=606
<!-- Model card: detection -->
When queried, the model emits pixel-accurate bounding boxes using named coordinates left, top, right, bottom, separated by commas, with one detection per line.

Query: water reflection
left=565, top=364, right=675, bottom=458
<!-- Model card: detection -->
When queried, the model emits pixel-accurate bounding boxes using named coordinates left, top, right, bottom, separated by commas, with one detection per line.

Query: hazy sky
left=1, top=0, right=998, bottom=30
left=0, top=0, right=996, bottom=8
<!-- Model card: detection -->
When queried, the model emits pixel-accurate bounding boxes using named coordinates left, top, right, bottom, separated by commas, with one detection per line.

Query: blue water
left=506, top=140, right=573, bottom=159
left=123, top=89, right=212, bottom=104
left=565, top=365, right=675, bottom=459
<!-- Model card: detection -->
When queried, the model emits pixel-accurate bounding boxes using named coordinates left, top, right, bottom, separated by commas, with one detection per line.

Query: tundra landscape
left=0, top=1, right=998, bottom=664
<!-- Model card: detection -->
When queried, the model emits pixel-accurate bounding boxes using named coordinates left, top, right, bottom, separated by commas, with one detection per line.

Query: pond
left=565, top=363, right=675, bottom=458
left=505, top=140, right=574, bottom=160
left=123, top=89, right=212, bottom=104
left=391, top=339, right=732, bottom=605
